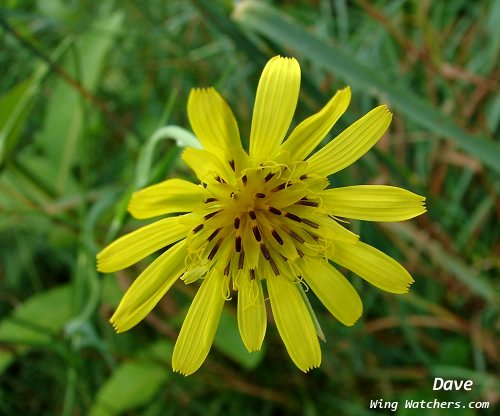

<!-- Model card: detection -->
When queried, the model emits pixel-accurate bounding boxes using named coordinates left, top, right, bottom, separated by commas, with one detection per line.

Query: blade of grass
left=383, top=222, right=495, bottom=302
left=36, top=10, right=124, bottom=194
left=233, top=1, right=500, bottom=172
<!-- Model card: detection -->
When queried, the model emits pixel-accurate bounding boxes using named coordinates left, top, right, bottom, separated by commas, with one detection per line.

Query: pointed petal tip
left=96, top=257, right=111, bottom=273
left=301, top=360, right=321, bottom=373
left=272, top=54, right=298, bottom=63
left=373, top=104, right=393, bottom=120
left=109, top=313, right=128, bottom=333
left=344, top=314, right=362, bottom=327
left=243, top=343, right=262, bottom=353
left=343, top=303, right=364, bottom=327
left=109, top=318, right=121, bottom=333
left=126, top=200, right=140, bottom=219
left=380, top=103, right=392, bottom=113
left=341, top=85, right=352, bottom=96
left=190, top=86, right=210, bottom=94
left=395, top=277, right=415, bottom=294
left=408, top=276, right=415, bottom=287
left=172, top=367, right=191, bottom=377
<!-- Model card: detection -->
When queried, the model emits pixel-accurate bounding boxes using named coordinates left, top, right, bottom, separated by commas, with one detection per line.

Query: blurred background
left=0, top=0, right=498, bottom=415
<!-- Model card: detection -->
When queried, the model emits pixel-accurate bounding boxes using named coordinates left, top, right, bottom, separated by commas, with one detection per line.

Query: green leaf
left=383, top=223, right=494, bottom=302
left=89, top=341, right=172, bottom=416
left=134, top=125, right=201, bottom=189
left=0, top=284, right=74, bottom=373
left=213, top=309, right=264, bottom=370
left=100, top=277, right=123, bottom=308
left=36, top=10, right=124, bottom=194
left=233, top=1, right=500, bottom=173
left=0, top=285, right=74, bottom=345
left=0, top=351, right=14, bottom=374
left=0, top=63, right=48, bottom=165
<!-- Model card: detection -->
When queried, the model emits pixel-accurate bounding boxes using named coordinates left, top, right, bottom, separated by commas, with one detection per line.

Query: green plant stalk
left=298, top=283, right=326, bottom=342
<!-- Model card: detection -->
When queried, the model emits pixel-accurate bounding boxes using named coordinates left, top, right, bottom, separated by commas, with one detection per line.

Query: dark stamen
left=252, top=226, right=262, bottom=242
left=193, top=224, right=204, bottom=233
left=229, top=160, right=235, bottom=171
left=224, top=262, right=231, bottom=276
left=255, top=193, right=266, bottom=198
left=249, top=210, right=257, bottom=220
left=272, top=182, right=287, bottom=192
left=260, top=244, right=271, bottom=260
left=302, top=218, right=319, bottom=229
left=204, top=210, right=221, bottom=220
left=215, top=176, right=222, bottom=183
left=272, top=230, right=284, bottom=245
left=235, top=236, right=242, bottom=252
left=269, top=257, right=280, bottom=276
left=307, top=231, right=320, bottom=241
left=296, top=249, right=304, bottom=257
left=202, top=182, right=207, bottom=188
left=238, top=251, right=245, bottom=269
left=242, top=175, right=247, bottom=185
left=300, top=174, right=308, bottom=180
left=297, top=200, right=319, bottom=207
left=285, top=212, right=302, bottom=222
left=205, top=197, right=217, bottom=203
left=264, top=172, right=275, bottom=182
left=234, top=217, right=240, bottom=229
left=208, top=239, right=222, bottom=260
left=208, top=228, right=222, bottom=242
left=288, top=230, right=305, bottom=244
left=250, top=269, right=256, bottom=280
left=268, top=207, right=282, bottom=215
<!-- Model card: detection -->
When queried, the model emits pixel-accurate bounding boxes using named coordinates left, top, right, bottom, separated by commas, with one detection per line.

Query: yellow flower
left=97, top=56, right=426, bottom=375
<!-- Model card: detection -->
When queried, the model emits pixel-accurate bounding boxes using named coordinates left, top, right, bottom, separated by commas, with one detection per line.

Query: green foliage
left=234, top=1, right=500, bottom=173
left=90, top=341, right=172, bottom=416
left=0, top=285, right=73, bottom=372
left=0, top=0, right=498, bottom=415
left=0, top=72, right=44, bottom=165
left=213, top=309, right=264, bottom=370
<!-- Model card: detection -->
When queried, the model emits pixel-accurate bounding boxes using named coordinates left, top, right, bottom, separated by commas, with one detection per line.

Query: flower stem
left=298, top=283, right=326, bottom=342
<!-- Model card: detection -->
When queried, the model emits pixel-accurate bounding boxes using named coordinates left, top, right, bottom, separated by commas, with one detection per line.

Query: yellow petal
left=172, top=272, right=225, bottom=375
left=241, top=218, right=261, bottom=270
left=267, top=275, right=321, bottom=372
left=182, top=147, right=230, bottom=183
left=329, top=241, right=413, bottom=293
left=249, top=56, right=300, bottom=158
left=258, top=215, right=299, bottom=261
left=237, top=278, right=267, bottom=352
left=110, top=240, right=187, bottom=332
left=301, top=258, right=362, bottom=326
left=187, top=87, right=241, bottom=154
left=97, top=215, right=191, bottom=273
left=322, top=185, right=426, bottom=221
left=265, top=188, right=307, bottom=209
left=128, top=179, right=204, bottom=219
left=281, top=87, right=351, bottom=160
left=307, top=105, right=392, bottom=176
left=308, top=215, right=359, bottom=244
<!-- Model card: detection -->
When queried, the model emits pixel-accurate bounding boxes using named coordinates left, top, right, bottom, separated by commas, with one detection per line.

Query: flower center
left=183, top=158, right=330, bottom=290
